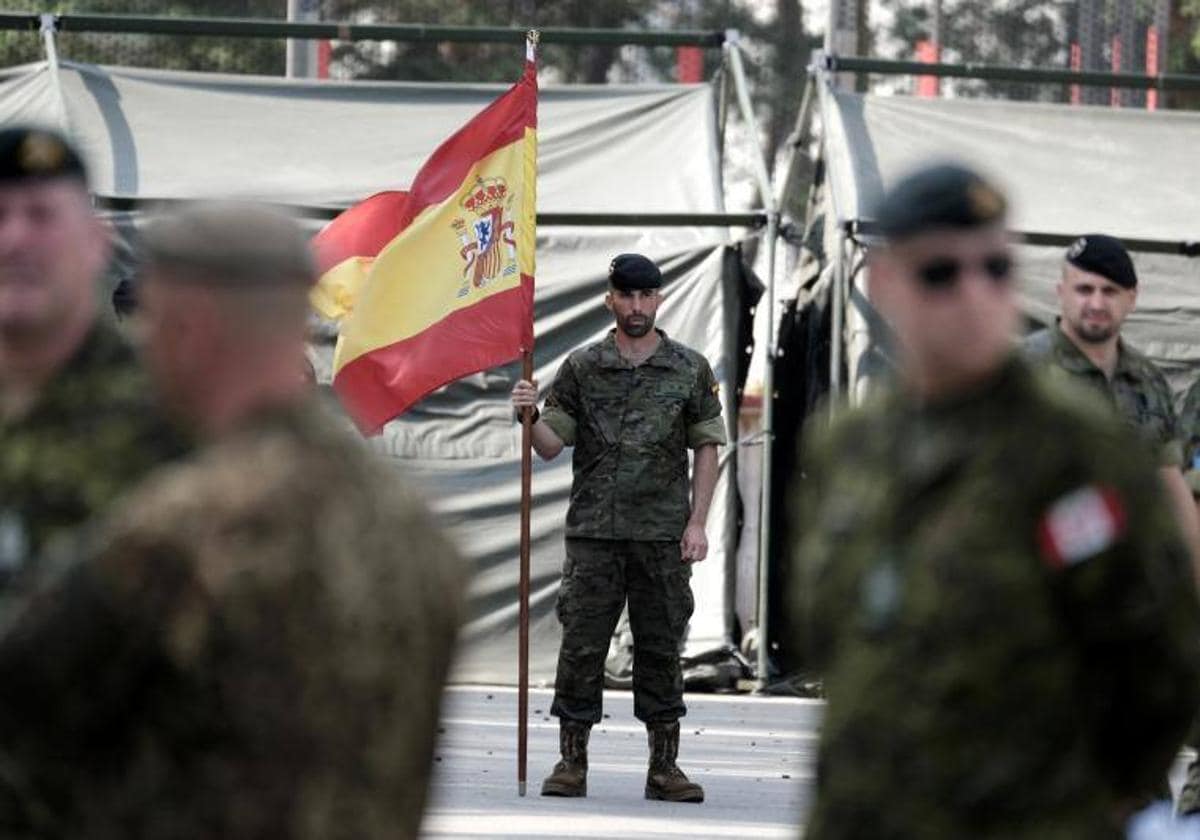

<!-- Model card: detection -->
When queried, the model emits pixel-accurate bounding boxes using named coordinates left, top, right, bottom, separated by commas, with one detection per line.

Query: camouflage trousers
left=551, top=538, right=694, bottom=725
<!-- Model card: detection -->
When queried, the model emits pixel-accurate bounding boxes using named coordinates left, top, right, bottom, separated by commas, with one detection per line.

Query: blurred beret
left=140, top=202, right=316, bottom=288
left=873, top=162, right=1006, bottom=240
left=1065, top=234, right=1136, bottom=289
left=0, top=126, right=87, bottom=186
left=608, top=253, right=662, bottom=291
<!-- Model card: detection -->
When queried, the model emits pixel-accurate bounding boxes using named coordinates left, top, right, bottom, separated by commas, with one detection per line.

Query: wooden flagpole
left=518, top=28, right=538, bottom=799
left=518, top=349, right=533, bottom=796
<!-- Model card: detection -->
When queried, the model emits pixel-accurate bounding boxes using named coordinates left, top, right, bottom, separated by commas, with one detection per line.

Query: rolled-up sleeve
left=685, top=359, right=726, bottom=448
left=540, top=358, right=580, bottom=447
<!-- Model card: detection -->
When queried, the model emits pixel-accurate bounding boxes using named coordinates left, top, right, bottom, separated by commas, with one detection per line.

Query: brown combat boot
left=541, top=719, right=590, bottom=797
left=645, top=721, right=704, bottom=803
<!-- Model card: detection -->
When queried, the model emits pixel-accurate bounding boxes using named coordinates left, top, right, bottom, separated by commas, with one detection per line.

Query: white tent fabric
left=0, top=61, right=754, bottom=685
left=821, top=86, right=1200, bottom=244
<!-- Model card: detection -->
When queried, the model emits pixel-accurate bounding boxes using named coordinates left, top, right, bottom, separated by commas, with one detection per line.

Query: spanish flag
left=315, top=38, right=537, bottom=435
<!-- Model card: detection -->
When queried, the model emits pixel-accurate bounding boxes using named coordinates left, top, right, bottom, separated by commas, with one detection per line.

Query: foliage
left=0, top=1, right=285, bottom=74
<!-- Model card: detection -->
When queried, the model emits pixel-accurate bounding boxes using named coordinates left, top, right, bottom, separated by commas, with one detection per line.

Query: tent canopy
left=0, top=60, right=759, bottom=685
left=0, top=60, right=722, bottom=219
left=821, top=86, right=1200, bottom=246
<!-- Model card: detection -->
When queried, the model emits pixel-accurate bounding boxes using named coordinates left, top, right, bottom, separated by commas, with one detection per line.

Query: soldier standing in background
left=794, top=164, right=1200, bottom=839
left=1022, top=235, right=1200, bottom=578
left=510, top=253, right=726, bottom=802
left=0, top=126, right=183, bottom=593
left=0, top=203, right=466, bottom=839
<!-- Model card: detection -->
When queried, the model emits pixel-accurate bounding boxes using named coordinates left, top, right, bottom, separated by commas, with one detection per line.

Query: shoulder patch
left=1036, top=485, right=1127, bottom=570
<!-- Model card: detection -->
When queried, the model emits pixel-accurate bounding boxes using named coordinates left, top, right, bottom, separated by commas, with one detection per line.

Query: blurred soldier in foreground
left=0, top=203, right=466, bottom=839
left=793, top=163, right=1200, bottom=839
left=1172, top=375, right=1200, bottom=817
left=511, top=254, right=726, bottom=802
left=1023, top=235, right=1200, bottom=578
left=0, top=126, right=182, bottom=594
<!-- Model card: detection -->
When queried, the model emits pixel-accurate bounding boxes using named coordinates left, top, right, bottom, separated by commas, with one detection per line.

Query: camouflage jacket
left=1023, top=323, right=1182, bottom=467
left=541, top=330, right=726, bottom=541
left=0, top=399, right=466, bottom=840
left=1180, top=377, right=1200, bottom=496
left=0, top=320, right=186, bottom=587
left=794, top=357, right=1200, bottom=840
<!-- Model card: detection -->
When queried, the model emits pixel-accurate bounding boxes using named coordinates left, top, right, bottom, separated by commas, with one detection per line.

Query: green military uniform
left=541, top=329, right=725, bottom=724
left=794, top=357, right=1200, bottom=839
left=1023, top=321, right=1182, bottom=467
left=1173, top=376, right=1200, bottom=816
left=0, top=320, right=185, bottom=590
left=0, top=400, right=466, bottom=839
left=1179, top=377, right=1200, bottom=497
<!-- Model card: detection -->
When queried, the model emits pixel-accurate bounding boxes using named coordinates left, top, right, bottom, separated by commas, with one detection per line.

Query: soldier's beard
left=618, top=312, right=654, bottom=338
left=1070, top=315, right=1118, bottom=344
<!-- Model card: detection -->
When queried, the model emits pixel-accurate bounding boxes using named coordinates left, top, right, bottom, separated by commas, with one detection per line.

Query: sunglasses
left=915, top=253, right=1013, bottom=291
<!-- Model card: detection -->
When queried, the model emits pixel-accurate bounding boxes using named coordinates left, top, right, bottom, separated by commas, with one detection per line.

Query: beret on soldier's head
left=0, top=126, right=87, bottom=186
left=1065, top=234, right=1136, bottom=289
left=873, top=162, right=1007, bottom=241
left=139, top=201, right=316, bottom=288
left=608, top=253, right=662, bottom=291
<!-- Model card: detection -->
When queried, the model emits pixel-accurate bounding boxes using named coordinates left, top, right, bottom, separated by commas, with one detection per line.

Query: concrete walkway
left=421, top=686, right=820, bottom=839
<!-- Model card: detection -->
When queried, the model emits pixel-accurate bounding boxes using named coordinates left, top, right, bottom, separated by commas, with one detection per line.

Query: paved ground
left=421, top=685, right=1197, bottom=839
left=421, top=686, right=820, bottom=839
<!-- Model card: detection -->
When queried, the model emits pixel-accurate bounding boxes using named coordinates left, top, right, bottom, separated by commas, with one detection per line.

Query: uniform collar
left=598, top=329, right=675, bottom=369
left=1050, top=319, right=1143, bottom=383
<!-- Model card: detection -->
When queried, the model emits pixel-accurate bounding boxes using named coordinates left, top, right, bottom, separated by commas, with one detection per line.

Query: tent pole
left=517, top=349, right=533, bottom=797
left=830, top=230, right=845, bottom=402
left=38, top=14, right=70, bottom=135
left=755, top=210, right=778, bottom=692
left=725, top=33, right=779, bottom=692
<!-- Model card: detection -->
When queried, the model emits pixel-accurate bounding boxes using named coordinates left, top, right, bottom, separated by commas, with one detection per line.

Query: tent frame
left=19, top=14, right=788, bottom=688
left=2, top=12, right=725, bottom=48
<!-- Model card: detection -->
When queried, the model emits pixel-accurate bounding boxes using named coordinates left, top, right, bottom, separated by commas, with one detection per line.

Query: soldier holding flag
left=511, top=253, right=726, bottom=803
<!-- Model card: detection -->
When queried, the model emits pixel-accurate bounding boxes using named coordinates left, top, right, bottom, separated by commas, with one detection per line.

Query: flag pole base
left=519, top=781, right=527, bottom=797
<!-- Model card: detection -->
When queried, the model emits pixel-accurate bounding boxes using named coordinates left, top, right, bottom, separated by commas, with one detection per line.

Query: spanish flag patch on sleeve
left=1036, top=484, right=1127, bottom=570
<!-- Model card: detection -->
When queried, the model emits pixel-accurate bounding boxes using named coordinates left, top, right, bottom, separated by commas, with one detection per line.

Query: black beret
left=1065, top=234, right=1136, bottom=289
left=608, top=253, right=662, bottom=291
left=0, top=126, right=87, bottom=185
left=873, top=162, right=1006, bottom=240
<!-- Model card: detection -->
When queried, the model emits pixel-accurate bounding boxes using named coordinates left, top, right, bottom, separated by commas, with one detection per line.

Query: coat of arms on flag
left=310, top=38, right=538, bottom=435
left=453, top=175, right=517, bottom=297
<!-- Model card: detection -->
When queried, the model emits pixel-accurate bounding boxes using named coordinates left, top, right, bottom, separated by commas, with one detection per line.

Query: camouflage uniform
left=0, top=399, right=466, bottom=840
left=1023, top=322, right=1182, bottom=467
left=0, top=320, right=185, bottom=593
left=1173, top=376, right=1200, bottom=815
left=541, top=329, right=725, bottom=724
left=1180, top=377, right=1200, bottom=497
left=794, top=357, right=1200, bottom=839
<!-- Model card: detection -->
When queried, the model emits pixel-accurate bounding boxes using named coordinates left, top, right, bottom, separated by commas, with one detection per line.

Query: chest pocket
left=638, top=381, right=689, bottom=448
left=1115, top=387, right=1173, bottom=448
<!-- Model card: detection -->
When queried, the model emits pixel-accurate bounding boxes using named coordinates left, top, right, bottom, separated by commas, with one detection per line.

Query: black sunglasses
left=915, top=253, right=1013, bottom=291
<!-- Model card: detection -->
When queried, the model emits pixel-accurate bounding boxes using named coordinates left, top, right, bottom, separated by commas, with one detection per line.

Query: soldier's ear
left=604, top=289, right=614, bottom=312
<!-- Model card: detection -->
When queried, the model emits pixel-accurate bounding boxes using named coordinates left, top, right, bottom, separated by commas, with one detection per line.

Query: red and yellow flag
left=315, top=40, right=537, bottom=434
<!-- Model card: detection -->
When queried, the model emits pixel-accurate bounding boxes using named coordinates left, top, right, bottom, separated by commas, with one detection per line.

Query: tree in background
left=1178, top=1, right=1200, bottom=105
left=0, top=1, right=284, bottom=73
left=874, top=0, right=1068, bottom=100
